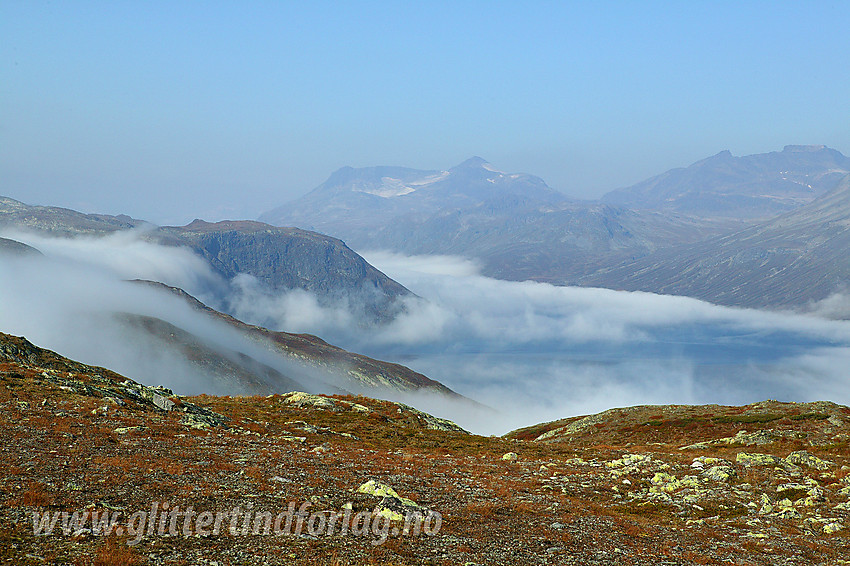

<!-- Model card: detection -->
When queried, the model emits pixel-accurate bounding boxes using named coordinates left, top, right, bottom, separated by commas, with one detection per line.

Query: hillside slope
left=583, top=173, right=850, bottom=310
left=0, top=197, right=412, bottom=320
left=130, top=280, right=460, bottom=398
left=602, top=145, right=850, bottom=220
left=2, top=335, right=848, bottom=565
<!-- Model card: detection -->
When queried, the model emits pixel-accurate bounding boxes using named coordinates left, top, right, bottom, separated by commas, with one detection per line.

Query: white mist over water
left=2, top=230, right=850, bottom=436
left=348, top=251, right=850, bottom=434
left=212, top=247, right=850, bottom=433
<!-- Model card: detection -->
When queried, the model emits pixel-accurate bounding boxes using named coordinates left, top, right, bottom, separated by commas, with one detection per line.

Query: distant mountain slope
left=259, top=156, right=565, bottom=232
left=364, top=198, right=736, bottom=283
left=602, top=145, right=850, bottom=220
left=0, top=236, right=40, bottom=256
left=583, top=173, right=850, bottom=310
left=131, top=280, right=459, bottom=397
left=260, top=158, right=736, bottom=283
left=0, top=197, right=411, bottom=320
left=150, top=219, right=411, bottom=318
left=0, top=195, right=145, bottom=235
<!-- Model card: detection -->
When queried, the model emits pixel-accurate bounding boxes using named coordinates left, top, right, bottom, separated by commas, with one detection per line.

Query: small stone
left=310, top=443, right=331, bottom=454
left=113, top=426, right=144, bottom=435
left=501, top=452, right=518, bottom=462
left=758, top=494, right=773, bottom=515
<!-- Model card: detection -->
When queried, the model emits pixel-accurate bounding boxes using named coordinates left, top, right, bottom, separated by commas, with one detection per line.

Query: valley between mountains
left=2, top=145, right=850, bottom=564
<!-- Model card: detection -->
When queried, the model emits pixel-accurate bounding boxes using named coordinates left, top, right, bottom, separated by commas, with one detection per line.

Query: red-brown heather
left=2, top=332, right=849, bottom=565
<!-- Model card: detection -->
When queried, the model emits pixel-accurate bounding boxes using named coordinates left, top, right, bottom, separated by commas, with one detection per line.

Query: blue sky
left=2, top=1, right=849, bottom=224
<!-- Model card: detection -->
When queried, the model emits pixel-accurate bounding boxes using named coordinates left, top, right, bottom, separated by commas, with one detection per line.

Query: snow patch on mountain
left=352, top=172, right=451, bottom=198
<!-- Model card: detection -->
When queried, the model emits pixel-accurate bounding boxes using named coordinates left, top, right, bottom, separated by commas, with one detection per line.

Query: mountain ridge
left=129, top=279, right=461, bottom=399
left=582, top=173, right=850, bottom=309
left=0, top=197, right=412, bottom=321
left=258, top=156, right=741, bottom=285
left=602, top=145, right=850, bottom=220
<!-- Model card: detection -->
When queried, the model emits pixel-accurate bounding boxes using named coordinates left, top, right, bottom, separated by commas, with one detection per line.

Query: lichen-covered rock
left=356, top=480, right=429, bottom=523
left=736, top=452, right=782, bottom=467
left=827, top=415, right=845, bottom=428
left=785, top=450, right=835, bottom=471
left=358, top=479, right=402, bottom=499
left=606, top=453, right=665, bottom=478
left=535, top=409, right=620, bottom=440
left=649, top=472, right=702, bottom=494
left=608, top=453, right=654, bottom=469
left=393, top=402, right=467, bottom=432
left=758, top=494, right=774, bottom=515
left=681, top=429, right=804, bottom=450
left=727, top=429, right=782, bottom=446
left=501, top=452, right=518, bottom=462
left=691, top=456, right=724, bottom=469
left=281, top=391, right=339, bottom=411
left=773, top=498, right=802, bottom=519
left=703, top=465, right=736, bottom=483
left=121, top=380, right=228, bottom=427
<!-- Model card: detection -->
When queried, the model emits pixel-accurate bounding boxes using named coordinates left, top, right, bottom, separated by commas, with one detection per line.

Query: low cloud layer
left=3, top=231, right=850, bottom=436
left=227, top=250, right=850, bottom=434
left=0, top=230, right=356, bottom=398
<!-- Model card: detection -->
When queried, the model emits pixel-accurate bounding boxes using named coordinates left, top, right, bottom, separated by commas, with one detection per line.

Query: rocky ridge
left=0, top=197, right=411, bottom=321
left=149, top=220, right=411, bottom=319
left=130, top=280, right=461, bottom=398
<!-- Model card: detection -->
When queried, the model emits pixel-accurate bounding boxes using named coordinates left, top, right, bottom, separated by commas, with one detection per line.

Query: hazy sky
left=2, top=1, right=849, bottom=225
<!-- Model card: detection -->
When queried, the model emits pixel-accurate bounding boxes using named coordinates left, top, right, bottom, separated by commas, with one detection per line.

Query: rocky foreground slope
left=2, top=334, right=849, bottom=565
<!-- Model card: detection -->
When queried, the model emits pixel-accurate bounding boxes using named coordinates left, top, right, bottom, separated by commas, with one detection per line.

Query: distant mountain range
left=5, top=143, right=850, bottom=319
left=260, top=156, right=565, bottom=231
left=0, top=196, right=410, bottom=320
left=0, top=199, right=465, bottom=401
left=603, top=145, right=850, bottom=220
left=582, top=172, right=850, bottom=309
left=260, top=145, right=850, bottom=312
left=260, top=157, right=739, bottom=283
